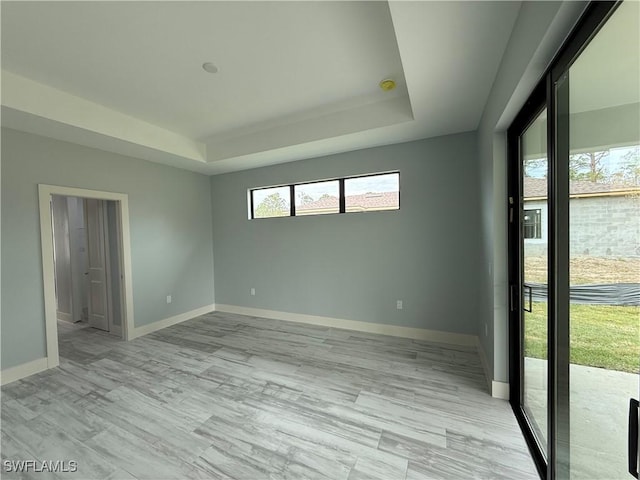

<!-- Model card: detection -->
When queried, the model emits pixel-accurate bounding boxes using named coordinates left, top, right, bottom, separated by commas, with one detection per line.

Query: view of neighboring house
left=297, top=191, right=399, bottom=215
left=523, top=177, right=640, bottom=257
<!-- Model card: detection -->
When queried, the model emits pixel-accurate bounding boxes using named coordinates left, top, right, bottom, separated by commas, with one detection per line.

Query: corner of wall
left=476, top=336, right=493, bottom=395
left=130, top=304, right=216, bottom=339
left=491, top=380, right=510, bottom=400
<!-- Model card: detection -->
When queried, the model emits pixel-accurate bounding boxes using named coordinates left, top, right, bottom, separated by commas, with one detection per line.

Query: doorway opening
left=51, top=195, right=123, bottom=337
left=38, top=185, right=135, bottom=369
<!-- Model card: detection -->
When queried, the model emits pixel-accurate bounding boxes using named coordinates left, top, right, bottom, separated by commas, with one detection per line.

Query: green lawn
left=525, top=302, right=640, bottom=373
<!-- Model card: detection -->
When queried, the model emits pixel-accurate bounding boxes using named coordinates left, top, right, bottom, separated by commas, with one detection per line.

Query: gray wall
left=1, top=128, right=215, bottom=369
left=525, top=196, right=640, bottom=257
left=569, top=196, right=640, bottom=258
left=211, top=133, right=482, bottom=334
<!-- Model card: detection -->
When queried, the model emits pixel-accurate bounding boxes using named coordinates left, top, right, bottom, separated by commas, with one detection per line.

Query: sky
left=527, top=145, right=638, bottom=179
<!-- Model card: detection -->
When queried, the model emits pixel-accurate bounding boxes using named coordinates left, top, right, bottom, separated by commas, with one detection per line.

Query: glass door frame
left=507, top=2, right=620, bottom=479
left=508, top=79, right=548, bottom=478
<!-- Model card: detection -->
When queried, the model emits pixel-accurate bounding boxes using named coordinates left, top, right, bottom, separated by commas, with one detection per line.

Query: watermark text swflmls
left=3, top=460, right=78, bottom=473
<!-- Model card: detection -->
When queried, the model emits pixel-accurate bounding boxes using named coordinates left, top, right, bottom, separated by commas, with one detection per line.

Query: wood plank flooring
left=1, top=312, right=538, bottom=479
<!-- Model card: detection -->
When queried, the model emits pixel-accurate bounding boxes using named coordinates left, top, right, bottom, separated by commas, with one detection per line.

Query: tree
left=523, top=157, right=547, bottom=178
left=255, top=193, right=289, bottom=217
left=569, top=150, right=609, bottom=182
left=620, top=147, right=640, bottom=185
left=296, top=191, right=313, bottom=205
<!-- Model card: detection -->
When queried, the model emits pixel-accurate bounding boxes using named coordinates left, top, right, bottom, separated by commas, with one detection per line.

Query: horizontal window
left=345, top=173, right=399, bottom=212
left=295, top=180, right=339, bottom=216
left=249, top=172, right=399, bottom=219
left=252, top=186, right=291, bottom=219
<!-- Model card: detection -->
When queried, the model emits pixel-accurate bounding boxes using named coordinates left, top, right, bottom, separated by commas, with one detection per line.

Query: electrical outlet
left=250, top=288, right=256, bottom=296
left=166, top=295, right=172, bottom=304
left=396, top=300, right=403, bottom=310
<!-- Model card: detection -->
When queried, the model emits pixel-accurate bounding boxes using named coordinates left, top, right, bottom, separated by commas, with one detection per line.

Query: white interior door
left=85, top=198, right=109, bottom=331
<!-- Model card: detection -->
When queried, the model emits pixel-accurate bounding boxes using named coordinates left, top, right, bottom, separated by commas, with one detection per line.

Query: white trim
left=129, top=304, right=216, bottom=340
left=110, top=324, right=123, bottom=338
left=0, top=358, right=49, bottom=386
left=476, top=337, right=493, bottom=394
left=56, top=312, right=73, bottom=322
left=475, top=337, right=510, bottom=399
left=3, top=70, right=207, bottom=164
left=215, top=304, right=477, bottom=347
left=492, top=381, right=510, bottom=400
left=38, top=185, right=135, bottom=370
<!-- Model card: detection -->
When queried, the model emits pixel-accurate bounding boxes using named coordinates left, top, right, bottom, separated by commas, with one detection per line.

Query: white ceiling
left=1, top=1, right=522, bottom=175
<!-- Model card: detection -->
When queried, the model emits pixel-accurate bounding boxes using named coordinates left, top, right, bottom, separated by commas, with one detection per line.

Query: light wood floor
left=1, top=312, right=538, bottom=479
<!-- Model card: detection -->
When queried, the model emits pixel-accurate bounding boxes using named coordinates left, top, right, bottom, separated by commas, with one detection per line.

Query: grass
left=522, top=255, right=639, bottom=372
left=525, top=302, right=640, bottom=373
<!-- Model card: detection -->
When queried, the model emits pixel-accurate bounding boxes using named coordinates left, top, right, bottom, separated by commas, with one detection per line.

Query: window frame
left=249, top=171, right=400, bottom=219
left=293, top=179, right=341, bottom=217
left=249, top=184, right=293, bottom=219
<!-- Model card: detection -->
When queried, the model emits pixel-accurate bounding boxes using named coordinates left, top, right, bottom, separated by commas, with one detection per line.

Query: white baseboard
left=475, top=337, right=510, bottom=400
left=57, top=311, right=72, bottom=322
left=129, top=304, right=215, bottom=340
left=492, top=381, right=510, bottom=400
left=476, top=337, right=493, bottom=394
left=1, top=358, right=49, bottom=386
left=215, top=304, right=477, bottom=347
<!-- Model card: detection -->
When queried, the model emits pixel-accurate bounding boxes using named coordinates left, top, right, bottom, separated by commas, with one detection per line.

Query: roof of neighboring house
left=524, top=177, right=639, bottom=199
left=296, top=191, right=399, bottom=212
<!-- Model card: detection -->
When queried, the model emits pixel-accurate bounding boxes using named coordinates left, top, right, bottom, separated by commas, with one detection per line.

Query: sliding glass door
left=509, top=2, right=640, bottom=479
left=521, top=107, right=549, bottom=460
left=564, top=2, right=639, bottom=477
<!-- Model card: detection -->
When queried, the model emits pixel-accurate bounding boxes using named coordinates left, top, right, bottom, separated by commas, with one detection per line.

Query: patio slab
left=524, top=357, right=638, bottom=479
